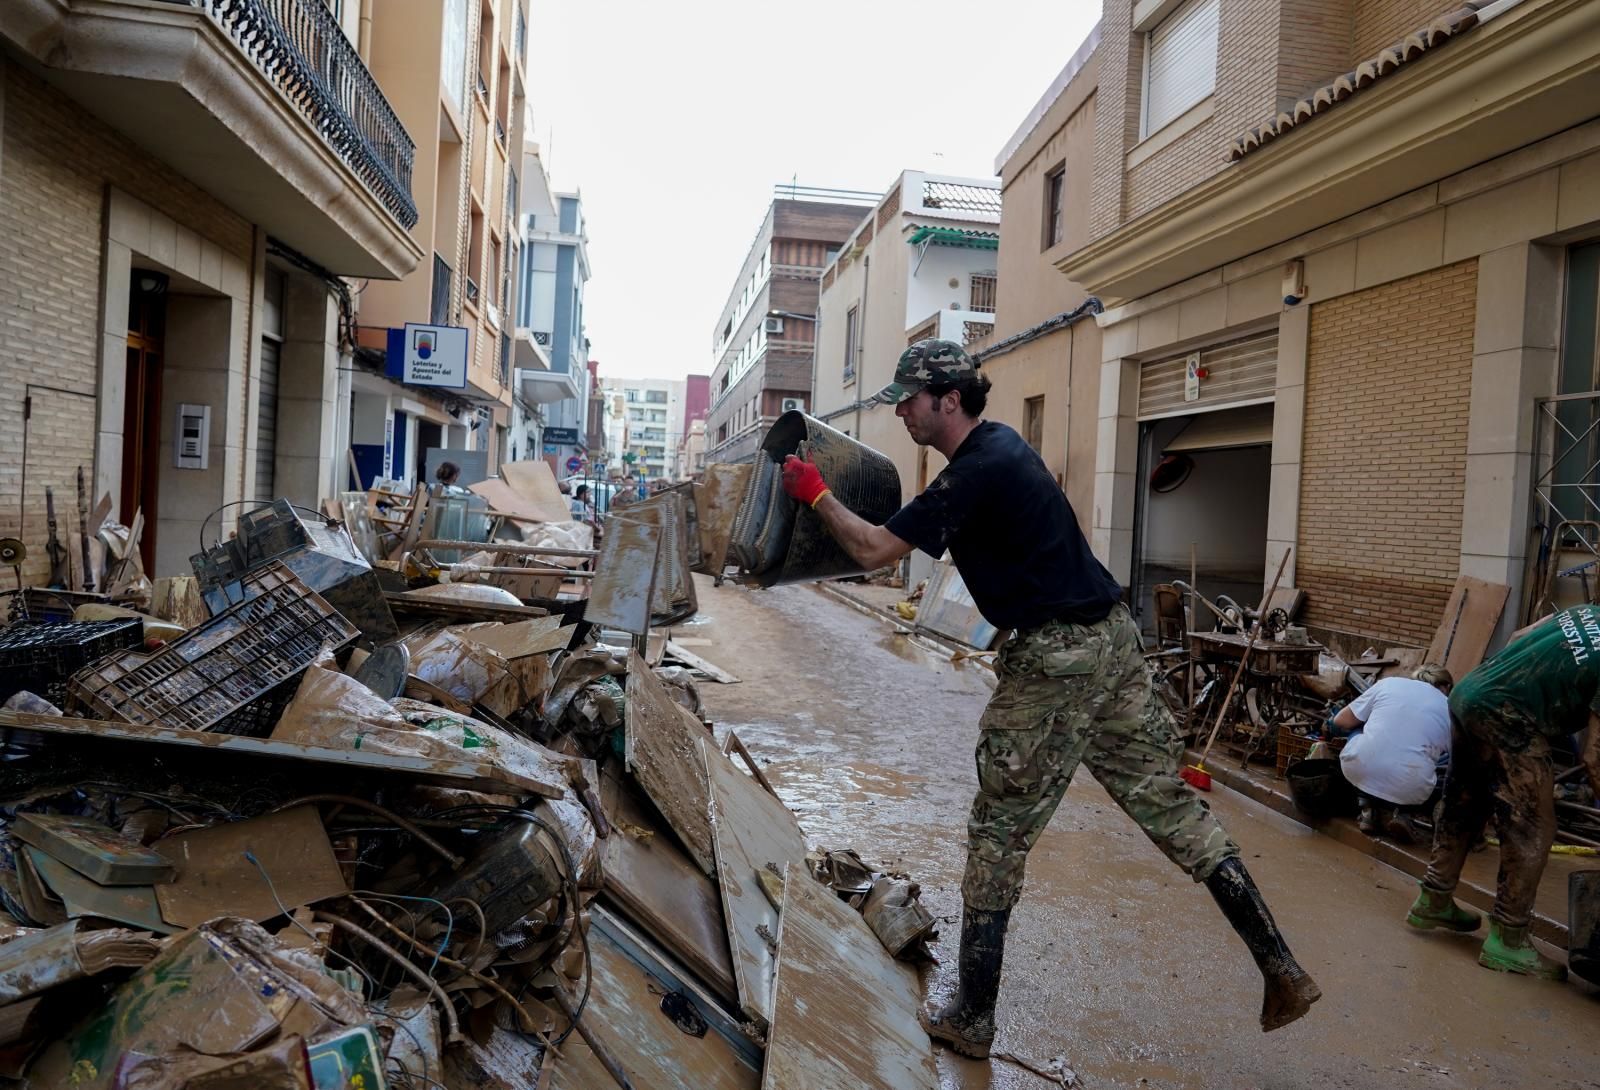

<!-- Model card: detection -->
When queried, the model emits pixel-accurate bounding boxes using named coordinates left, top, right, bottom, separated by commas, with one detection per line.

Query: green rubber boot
left=1405, top=886, right=1481, bottom=932
left=1479, top=921, right=1567, bottom=981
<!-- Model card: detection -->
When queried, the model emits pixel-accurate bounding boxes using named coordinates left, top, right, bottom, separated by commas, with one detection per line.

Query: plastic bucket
left=728, top=411, right=902, bottom=587
left=1285, top=758, right=1354, bottom=819
left=1570, top=870, right=1600, bottom=985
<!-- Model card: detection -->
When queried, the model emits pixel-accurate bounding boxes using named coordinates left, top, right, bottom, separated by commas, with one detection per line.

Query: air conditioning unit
left=780, top=397, right=804, bottom=413
left=533, top=331, right=551, bottom=345
left=763, top=317, right=784, bottom=335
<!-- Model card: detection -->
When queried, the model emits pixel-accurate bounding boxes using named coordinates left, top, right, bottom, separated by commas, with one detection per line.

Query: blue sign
left=565, top=456, right=584, bottom=473
left=545, top=427, right=580, bottom=445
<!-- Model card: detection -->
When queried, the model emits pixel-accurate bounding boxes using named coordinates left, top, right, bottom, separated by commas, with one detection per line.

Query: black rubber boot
left=920, top=906, right=1010, bottom=1059
left=1205, top=856, right=1322, bottom=1031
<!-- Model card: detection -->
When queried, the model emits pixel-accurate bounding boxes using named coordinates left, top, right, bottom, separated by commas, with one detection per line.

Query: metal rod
left=1198, top=547, right=1291, bottom=769
left=436, top=564, right=593, bottom=579
left=417, top=539, right=598, bottom=558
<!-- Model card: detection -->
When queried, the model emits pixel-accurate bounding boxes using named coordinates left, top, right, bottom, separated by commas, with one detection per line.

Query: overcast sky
left=524, top=0, right=1103, bottom=383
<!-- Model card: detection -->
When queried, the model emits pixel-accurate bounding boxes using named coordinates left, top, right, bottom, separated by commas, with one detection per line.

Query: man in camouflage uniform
left=781, top=340, right=1320, bottom=1058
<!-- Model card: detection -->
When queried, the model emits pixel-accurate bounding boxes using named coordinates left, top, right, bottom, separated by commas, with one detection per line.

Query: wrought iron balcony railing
left=201, top=0, right=418, bottom=229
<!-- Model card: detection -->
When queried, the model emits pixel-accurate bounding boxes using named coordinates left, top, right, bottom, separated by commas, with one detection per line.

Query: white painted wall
left=905, top=242, right=997, bottom=330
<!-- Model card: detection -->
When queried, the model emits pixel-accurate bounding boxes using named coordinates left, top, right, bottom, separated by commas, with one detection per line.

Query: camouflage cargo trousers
left=1423, top=710, right=1555, bottom=928
left=963, top=605, right=1239, bottom=912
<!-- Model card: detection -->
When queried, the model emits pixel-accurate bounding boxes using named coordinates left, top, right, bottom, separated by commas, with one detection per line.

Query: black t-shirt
left=885, top=420, right=1122, bottom=631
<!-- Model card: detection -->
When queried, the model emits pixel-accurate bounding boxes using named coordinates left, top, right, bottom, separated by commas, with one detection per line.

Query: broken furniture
left=190, top=497, right=397, bottom=643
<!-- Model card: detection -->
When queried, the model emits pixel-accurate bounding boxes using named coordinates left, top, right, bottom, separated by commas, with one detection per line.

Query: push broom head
left=1180, top=763, right=1212, bottom=791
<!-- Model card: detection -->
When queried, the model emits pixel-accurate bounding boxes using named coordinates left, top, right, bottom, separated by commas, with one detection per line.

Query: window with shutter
left=1143, top=0, right=1219, bottom=138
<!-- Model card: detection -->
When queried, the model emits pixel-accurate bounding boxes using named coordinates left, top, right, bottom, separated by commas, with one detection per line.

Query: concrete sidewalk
left=818, top=579, right=1587, bottom=948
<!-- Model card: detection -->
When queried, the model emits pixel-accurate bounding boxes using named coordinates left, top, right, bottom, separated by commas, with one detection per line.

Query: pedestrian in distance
left=1406, top=605, right=1600, bottom=980
left=779, top=339, right=1321, bottom=1059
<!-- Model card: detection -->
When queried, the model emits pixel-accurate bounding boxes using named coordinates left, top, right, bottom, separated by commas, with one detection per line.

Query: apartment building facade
left=349, top=0, right=530, bottom=489
left=705, top=189, right=875, bottom=464
left=812, top=171, right=1003, bottom=500
left=514, top=144, right=590, bottom=474
left=1033, top=0, right=1600, bottom=649
left=0, top=0, right=423, bottom=579
left=603, top=378, right=686, bottom=484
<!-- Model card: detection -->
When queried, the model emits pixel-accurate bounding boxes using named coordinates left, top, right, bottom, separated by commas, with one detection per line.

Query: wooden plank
left=1426, top=576, right=1511, bottom=680
left=664, top=639, right=741, bottom=684
left=599, top=770, right=738, bottom=1004
left=624, top=651, right=718, bottom=874
left=588, top=517, right=660, bottom=636
left=547, top=918, right=760, bottom=1090
left=703, top=735, right=810, bottom=1030
left=454, top=615, right=570, bottom=659
left=0, top=711, right=561, bottom=797
left=762, top=862, right=938, bottom=1090
left=697, top=463, right=754, bottom=575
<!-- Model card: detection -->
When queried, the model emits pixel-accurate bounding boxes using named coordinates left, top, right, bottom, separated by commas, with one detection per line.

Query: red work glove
left=781, top=454, right=831, bottom=508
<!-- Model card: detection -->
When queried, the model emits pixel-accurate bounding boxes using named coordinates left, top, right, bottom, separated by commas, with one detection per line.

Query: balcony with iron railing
left=1, top=0, right=423, bottom=277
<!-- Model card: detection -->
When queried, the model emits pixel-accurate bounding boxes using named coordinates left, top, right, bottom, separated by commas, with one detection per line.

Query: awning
left=1163, top=404, right=1274, bottom=453
left=517, top=368, right=581, bottom=405
left=905, top=226, right=999, bottom=250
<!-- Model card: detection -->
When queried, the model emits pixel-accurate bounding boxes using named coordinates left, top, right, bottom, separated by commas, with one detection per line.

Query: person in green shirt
left=1405, top=605, right=1600, bottom=979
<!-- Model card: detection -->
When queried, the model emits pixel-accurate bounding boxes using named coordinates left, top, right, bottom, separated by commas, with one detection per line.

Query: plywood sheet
left=0, top=711, right=560, bottom=797
left=547, top=924, right=760, bottom=1090
left=588, top=517, right=660, bottom=636
left=697, top=463, right=754, bottom=575
left=762, top=863, right=938, bottom=1090
left=1426, top=576, right=1510, bottom=680
left=703, top=736, right=810, bottom=1030
left=469, top=477, right=567, bottom=525
left=455, top=615, right=570, bottom=659
left=599, top=771, right=738, bottom=1003
left=153, top=805, right=346, bottom=929
left=624, top=652, right=718, bottom=874
left=500, top=459, right=573, bottom=523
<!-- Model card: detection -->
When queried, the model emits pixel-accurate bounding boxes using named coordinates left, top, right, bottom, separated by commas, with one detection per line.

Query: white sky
left=525, top=0, right=1103, bottom=383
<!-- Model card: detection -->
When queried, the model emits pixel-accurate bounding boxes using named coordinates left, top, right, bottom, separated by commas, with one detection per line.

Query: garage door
left=1137, top=330, right=1278, bottom=420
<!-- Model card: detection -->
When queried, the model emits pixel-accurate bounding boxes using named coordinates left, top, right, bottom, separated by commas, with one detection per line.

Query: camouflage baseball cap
left=871, top=339, right=980, bottom=405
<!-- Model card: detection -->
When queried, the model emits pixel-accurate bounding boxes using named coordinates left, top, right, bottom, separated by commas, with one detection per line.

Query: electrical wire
left=245, top=849, right=382, bottom=997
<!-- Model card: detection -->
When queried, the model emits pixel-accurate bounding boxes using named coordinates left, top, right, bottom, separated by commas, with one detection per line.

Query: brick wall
left=0, top=62, right=251, bottom=585
left=1277, top=0, right=1353, bottom=109
left=1352, top=0, right=1443, bottom=59
left=1297, top=260, right=1478, bottom=644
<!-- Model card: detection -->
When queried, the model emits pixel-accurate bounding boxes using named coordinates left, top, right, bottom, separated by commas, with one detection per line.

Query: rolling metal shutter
left=1144, top=0, right=1219, bottom=135
left=254, top=339, right=279, bottom=502
left=1138, top=330, right=1278, bottom=420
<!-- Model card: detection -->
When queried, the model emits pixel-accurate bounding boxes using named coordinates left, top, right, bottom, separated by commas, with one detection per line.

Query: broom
left=1180, top=547, right=1292, bottom=792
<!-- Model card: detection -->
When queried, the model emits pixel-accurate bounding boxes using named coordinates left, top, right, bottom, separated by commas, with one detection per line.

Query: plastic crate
left=66, top=562, right=358, bottom=735
left=0, top=619, right=146, bottom=708
left=1275, top=726, right=1347, bottom=778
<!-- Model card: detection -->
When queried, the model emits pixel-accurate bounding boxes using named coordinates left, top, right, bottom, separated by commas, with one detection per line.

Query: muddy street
left=688, top=576, right=1600, bottom=1090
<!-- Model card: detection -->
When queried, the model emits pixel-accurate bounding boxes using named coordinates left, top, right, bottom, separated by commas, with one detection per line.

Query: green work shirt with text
left=1450, top=605, right=1600, bottom=750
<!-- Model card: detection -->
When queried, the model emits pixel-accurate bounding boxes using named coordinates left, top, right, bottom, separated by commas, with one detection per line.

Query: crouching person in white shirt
left=1331, top=665, right=1454, bottom=842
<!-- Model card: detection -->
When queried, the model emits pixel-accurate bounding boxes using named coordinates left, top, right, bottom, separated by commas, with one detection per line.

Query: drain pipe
left=854, top=252, right=871, bottom=439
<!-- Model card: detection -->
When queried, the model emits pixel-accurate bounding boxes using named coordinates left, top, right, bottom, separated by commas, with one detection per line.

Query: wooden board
left=588, top=517, right=660, bottom=636
left=498, top=459, right=573, bottom=523
left=624, top=652, right=718, bottom=874
left=599, top=770, right=738, bottom=1004
left=0, top=711, right=563, bottom=798
left=762, top=863, right=938, bottom=1090
left=455, top=615, right=570, bottom=659
left=1426, top=576, right=1511, bottom=680
left=153, top=805, right=346, bottom=929
left=697, top=463, right=755, bottom=575
left=703, top=735, right=810, bottom=1030
left=664, top=640, right=741, bottom=684
left=547, top=918, right=760, bottom=1090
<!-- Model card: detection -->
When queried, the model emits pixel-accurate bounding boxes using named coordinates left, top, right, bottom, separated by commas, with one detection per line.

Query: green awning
left=906, top=226, right=999, bottom=250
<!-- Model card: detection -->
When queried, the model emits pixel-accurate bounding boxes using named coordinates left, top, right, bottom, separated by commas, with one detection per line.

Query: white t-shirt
left=1338, top=677, right=1452, bottom=806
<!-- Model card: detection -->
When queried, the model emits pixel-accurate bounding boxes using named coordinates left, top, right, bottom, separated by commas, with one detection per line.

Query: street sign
left=545, top=426, right=579, bottom=444
left=565, top=455, right=584, bottom=473
left=395, top=323, right=469, bottom=388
